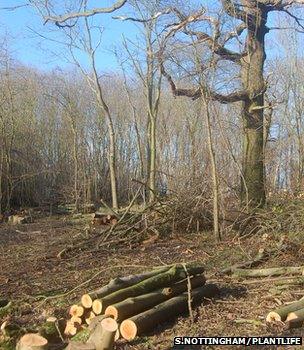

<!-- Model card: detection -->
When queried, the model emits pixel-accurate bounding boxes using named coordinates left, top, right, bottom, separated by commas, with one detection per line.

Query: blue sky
left=0, top=0, right=303, bottom=73
left=0, top=0, right=140, bottom=71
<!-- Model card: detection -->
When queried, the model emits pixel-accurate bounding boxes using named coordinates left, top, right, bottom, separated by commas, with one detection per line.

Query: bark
left=266, top=299, right=304, bottom=322
left=99, top=264, right=205, bottom=311
left=232, top=266, right=304, bottom=278
left=16, top=334, right=48, bottom=350
left=120, top=284, right=219, bottom=340
left=201, top=91, right=220, bottom=241
left=105, top=275, right=206, bottom=321
left=82, top=266, right=171, bottom=306
left=240, top=3, right=268, bottom=207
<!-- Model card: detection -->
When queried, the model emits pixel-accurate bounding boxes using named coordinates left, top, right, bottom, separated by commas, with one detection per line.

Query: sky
left=0, top=0, right=303, bottom=73
left=0, top=0, right=141, bottom=72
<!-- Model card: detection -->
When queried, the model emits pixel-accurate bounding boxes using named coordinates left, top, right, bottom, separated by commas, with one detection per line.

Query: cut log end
left=92, top=299, right=102, bottom=315
left=17, top=333, right=48, bottom=350
left=71, top=316, right=82, bottom=325
left=100, top=317, right=118, bottom=333
left=104, top=305, right=118, bottom=320
left=120, top=320, right=137, bottom=341
left=81, top=294, right=93, bottom=309
left=266, top=311, right=281, bottom=323
left=162, top=287, right=172, bottom=296
left=286, top=312, right=298, bottom=321
left=85, top=311, right=96, bottom=325
left=64, top=321, right=77, bottom=336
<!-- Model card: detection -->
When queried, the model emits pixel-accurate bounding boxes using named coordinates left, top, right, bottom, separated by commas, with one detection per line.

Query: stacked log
left=62, top=263, right=218, bottom=348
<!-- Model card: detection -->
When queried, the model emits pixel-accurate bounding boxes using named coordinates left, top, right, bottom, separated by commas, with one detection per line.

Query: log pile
left=62, top=263, right=218, bottom=348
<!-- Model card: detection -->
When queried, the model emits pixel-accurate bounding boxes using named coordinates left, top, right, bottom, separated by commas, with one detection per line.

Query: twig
left=182, top=263, right=194, bottom=323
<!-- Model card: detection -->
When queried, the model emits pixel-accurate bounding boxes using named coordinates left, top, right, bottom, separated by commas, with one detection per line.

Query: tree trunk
left=148, top=114, right=156, bottom=203
left=240, top=3, right=268, bottom=207
left=107, top=117, right=118, bottom=210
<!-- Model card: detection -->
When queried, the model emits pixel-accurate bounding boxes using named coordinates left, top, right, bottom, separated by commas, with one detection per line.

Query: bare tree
left=159, top=0, right=304, bottom=207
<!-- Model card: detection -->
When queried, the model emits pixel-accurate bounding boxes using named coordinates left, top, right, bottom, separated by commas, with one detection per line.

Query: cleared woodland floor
left=0, top=214, right=304, bottom=349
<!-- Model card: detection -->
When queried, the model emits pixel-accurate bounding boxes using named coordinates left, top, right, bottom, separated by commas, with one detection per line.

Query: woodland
left=1, top=0, right=304, bottom=349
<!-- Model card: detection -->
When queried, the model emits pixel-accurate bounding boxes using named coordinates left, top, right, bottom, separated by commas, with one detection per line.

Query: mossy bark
left=87, top=266, right=171, bottom=301
left=105, top=275, right=206, bottom=321
left=101, top=264, right=204, bottom=311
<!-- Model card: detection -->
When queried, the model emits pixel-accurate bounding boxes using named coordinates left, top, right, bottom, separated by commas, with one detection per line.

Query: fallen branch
left=232, top=266, right=304, bottom=278
left=220, top=236, right=286, bottom=275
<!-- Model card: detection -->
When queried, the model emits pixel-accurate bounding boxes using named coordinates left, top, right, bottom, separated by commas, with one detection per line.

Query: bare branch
left=113, top=9, right=171, bottom=23
left=0, top=4, right=29, bottom=11
left=44, top=0, right=127, bottom=24
left=160, top=63, right=248, bottom=103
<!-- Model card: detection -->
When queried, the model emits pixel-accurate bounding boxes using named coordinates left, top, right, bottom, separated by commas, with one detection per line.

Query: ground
left=0, top=213, right=304, bottom=349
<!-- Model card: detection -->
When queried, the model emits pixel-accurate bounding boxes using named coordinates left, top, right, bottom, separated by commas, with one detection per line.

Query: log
left=232, top=266, right=304, bottom=278
left=92, top=300, right=102, bottom=315
left=99, top=263, right=205, bottom=312
left=82, top=266, right=172, bottom=308
left=120, top=284, right=219, bottom=341
left=81, top=295, right=93, bottom=309
left=88, top=317, right=118, bottom=350
left=64, top=321, right=78, bottom=336
left=85, top=311, right=96, bottom=325
left=71, top=316, right=82, bottom=325
left=70, top=305, right=84, bottom=317
left=105, top=275, right=206, bottom=321
left=16, top=333, right=48, bottom=350
left=286, top=307, right=304, bottom=321
left=266, top=299, right=304, bottom=322
left=71, top=317, right=119, bottom=343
